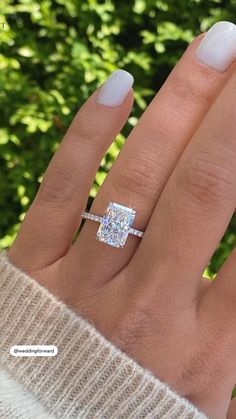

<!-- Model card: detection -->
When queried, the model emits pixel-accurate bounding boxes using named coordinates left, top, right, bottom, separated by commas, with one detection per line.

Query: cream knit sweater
left=0, top=251, right=208, bottom=419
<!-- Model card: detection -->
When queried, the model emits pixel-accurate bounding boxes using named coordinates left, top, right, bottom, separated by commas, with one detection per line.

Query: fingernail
left=195, top=21, right=236, bottom=72
left=96, top=70, right=134, bottom=107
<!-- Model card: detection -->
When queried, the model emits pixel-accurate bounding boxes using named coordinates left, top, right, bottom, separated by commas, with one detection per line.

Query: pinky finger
left=8, top=70, right=134, bottom=270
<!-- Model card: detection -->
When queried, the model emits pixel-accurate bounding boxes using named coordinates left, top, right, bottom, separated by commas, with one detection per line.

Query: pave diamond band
left=81, top=212, right=104, bottom=224
left=81, top=202, right=144, bottom=248
left=128, top=227, right=144, bottom=238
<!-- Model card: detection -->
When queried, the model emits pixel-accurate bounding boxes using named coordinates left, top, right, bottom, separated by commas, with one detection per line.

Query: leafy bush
left=0, top=0, right=235, bottom=277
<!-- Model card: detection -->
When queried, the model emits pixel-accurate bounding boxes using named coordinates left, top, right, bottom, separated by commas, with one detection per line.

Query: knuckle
left=112, top=154, right=159, bottom=200
left=79, top=125, right=100, bottom=149
left=110, top=320, right=140, bottom=351
left=183, top=329, right=227, bottom=393
left=69, top=114, right=104, bottom=151
left=37, top=166, right=80, bottom=205
left=182, top=347, right=225, bottom=396
left=178, top=152, right=233, bottom=207
left=109, top=305, right=153, bottom=353
left=178, top=320, right=228, bottom=395
left=168, top=68, right=208, bottom=108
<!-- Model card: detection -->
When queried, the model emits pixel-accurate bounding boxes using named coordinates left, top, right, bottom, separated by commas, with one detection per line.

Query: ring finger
left=67, top=22, right=236, bottom=283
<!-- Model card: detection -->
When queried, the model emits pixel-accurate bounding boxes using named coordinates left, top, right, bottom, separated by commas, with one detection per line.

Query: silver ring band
left=81, top=202, right=144, bottom=248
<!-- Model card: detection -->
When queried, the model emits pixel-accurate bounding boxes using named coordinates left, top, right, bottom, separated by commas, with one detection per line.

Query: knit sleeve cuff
left=0, top=251, right=207, bottom=419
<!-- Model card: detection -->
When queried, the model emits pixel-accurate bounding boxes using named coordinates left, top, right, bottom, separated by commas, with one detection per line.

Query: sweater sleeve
left=0, top=251, right=208, bottom=419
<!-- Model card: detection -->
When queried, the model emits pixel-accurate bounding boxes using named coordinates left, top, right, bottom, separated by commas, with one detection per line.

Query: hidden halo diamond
left=81, top=202, right=144, bottom=248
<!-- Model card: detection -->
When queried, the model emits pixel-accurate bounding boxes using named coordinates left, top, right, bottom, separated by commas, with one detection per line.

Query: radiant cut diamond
left=96, top=203, right=136, bottom=248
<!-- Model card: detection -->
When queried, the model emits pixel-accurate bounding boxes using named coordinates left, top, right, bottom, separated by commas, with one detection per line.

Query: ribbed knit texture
left=0, top=368, right=55, bottom=419
left=0, top=251, right=208, bottom=419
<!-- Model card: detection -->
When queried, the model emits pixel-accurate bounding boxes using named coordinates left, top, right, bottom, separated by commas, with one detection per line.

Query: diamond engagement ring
left=81, top=202, right=144, bottom=248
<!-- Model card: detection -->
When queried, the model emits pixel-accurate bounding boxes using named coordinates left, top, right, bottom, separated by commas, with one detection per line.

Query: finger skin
left=210, top=246, right=236, bottom=319
left=8, top=89, right=134, bottom=270
left=68, top=34, right=235, bottom=284
left=227, top=397, right=236, bottom=419
left=134, top=71, right=236, bottom=305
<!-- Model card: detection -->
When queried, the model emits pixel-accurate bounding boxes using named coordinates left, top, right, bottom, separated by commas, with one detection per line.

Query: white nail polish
left=96, top=70, right=134, bottom=107
left=195, top=21, right=236, bottom=72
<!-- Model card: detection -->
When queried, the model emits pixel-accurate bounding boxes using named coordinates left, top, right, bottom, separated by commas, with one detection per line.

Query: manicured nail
left=96, top=70, right=134, bottom=107
left=195, top=21, right=236, bottom=72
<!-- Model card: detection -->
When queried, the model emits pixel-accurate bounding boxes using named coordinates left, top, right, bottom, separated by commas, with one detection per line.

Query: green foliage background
left=0, top=0, right=235, bottom=277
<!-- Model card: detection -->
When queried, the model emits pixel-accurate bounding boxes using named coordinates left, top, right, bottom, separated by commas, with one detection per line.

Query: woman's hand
left=7, top=22, right=236, bottom=418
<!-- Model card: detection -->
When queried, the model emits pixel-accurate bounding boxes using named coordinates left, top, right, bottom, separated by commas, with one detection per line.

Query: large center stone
left=96, top=202, right=136, bottom=248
